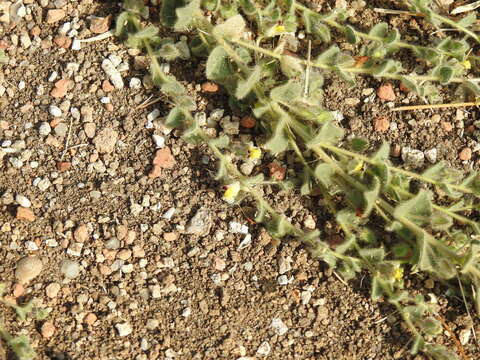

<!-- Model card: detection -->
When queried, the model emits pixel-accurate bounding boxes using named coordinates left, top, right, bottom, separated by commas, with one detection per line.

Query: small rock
left=101, top=58, right=123, bottom=89
left=373, top=116, right=389, bottom=132
left=74, top=224, right=89, bottom=243
left=84, top=123, right=96, bottom=138
left=149, top=147, right=176, bottom=178
left=271, top=318, right=288, bottom=336
left=278, top=257, right=292, bottom=275
left=152, top=134, right=165, bottom=148
left=229, top=222, right=249, bottom=234
left=256, top=341, right=271, bottom=356
left=201, top=81, right=219, bottom=93
left=53, top=36, right=72, bottom=48
left=12, top=284, right=24, bottom=298
left=15, top=256, right=43, bottom=284
left=185, top=208, right=212, bottom=237
left=277, top=275, right=289, bottom=285
left=89, top=15, right=111, bottom=34
left=16, top=194, right=31, bottom=208
left=45, top=283, right=61, bottom=298
left=102, top=79, right=115, bottom=93
left=424, top=148, right=437, bottom=163
left=424, top=278, right=434, bottom=289
left=94, top=128, right=118, bottom=153
left=50, top=79, right=71, bottom=98
left=459, top=328, right=472, bottom=346
left=163, top=232, right=177, bottom=241
left=39, top=122, right=52, bottom=136
left=129, top=77, right=142, bottom=89
left=84, top=313, right=97, bottom=326
left=441, top=121, right=453, bottom=132
left=267, top=162, right=286, bottom=180
left=377, top=83, right=396, bottom=101
left=303, top=215, right=316, bottom=230
left=459, top=147, right=472, bottom=161
left=240, top=116, right=256, bottom=129
left=146, top=319, right=159, bottom=330
left=401, top=147, right=424, bottom=168
left=115, top=322, right=132, bottom=337
left=61, top=260, right=81, bottom=279
left=49, top=105, right=62, bottom=117
left=46, top=9, right=66, bottom=23
left=57, top=161, right=71, bottom=172
left=41, top=322, right=55, bottom=338
left=16, top=207, right=35, bottom=222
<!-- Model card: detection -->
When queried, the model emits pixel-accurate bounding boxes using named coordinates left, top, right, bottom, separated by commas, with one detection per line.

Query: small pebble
left=152, top=134, right=165, bottom=148
left=39, top=122, right=52, bottom=136
left=15, top=256, right=43, bottom=284
left=16, top=194, right=31, bottom=207
left=49, top=105, right=62, bottom=117
left=271, top=318, right=288, bottom=336
left=115, top=322, right=132, bottom=337
left=256, top=341, right=271, bottom=356
left=61, top=260, right=81, bottom=279
left=46, top=283, right=61, bottom=298
left=41, top=322, right=55, bottom=338
left=459, top=147, right=472, bottom=161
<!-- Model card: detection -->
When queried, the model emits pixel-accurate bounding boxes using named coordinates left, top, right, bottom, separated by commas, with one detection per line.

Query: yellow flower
left=461, top=60, right=471, bottom=70
left=393, top=267, right=403, bottom=281
left=353, top=161, right=364, bottom=172
left=248, top=147, right=262, bottom=160
left=222, top=182, right=240, bottom=204
left=274, top=25, right=285, bottom=34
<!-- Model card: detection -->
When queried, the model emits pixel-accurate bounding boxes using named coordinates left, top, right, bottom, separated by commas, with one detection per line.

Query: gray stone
left=15, top=256, right=43, bottom=284
left=185, top=208, right=212, bottom=237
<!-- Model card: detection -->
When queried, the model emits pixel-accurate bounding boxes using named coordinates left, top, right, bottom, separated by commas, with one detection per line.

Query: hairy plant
left=0, top=284, right=49, bottom=360
left=117, top=0, right=480, bottom=357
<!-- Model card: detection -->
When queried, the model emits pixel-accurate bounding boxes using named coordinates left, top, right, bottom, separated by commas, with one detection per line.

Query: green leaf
left=430, top=211, right=453, bottom=231
left=7, top=334, right=36, bottom=360
left=165, top=107, right=186, bottom=128
left=369, top=22, right=389, bottom=39
left=115, top=11, right=130, bottom=37
left=235, top=66, right=261, bottom=99
left=457, top=12, right=477, bottom=28
left=394, top=190, right=432, bottom=226
left=424, top=344, right=460, bottom=360
left=265, top=122, right=288, bottom=154
left=434, top=65, right=454, bottom=84
left=266, top=215, right=291, bottom=238
left=350, top=138, right=369, bottom=152
left=160, top=0, right=185, bottom=27
left=345, top=25, right=359, bottom=44
left=280, top=55, right=304, bottom=78
left=238, top=0, right=257, bottom=15
left=358, top=247, right=386, bottom=263
left=209, top=135, right=230, bottom=149
left=206, top=46, right=234, bottom=82
left=315, top=46, right=341, bottom=65
left=418, top=317, right=442, bottom=335
left=410, top=334, right=425, bottom=354
left=362, top=176, right=381, bottom=217
left=315, top=163, right=335, bottom=188
left=304, top=13, right=331, bottom=42
left=307, top=121, right=344, bottom=148
left=371, top=277, right=384, bottom=300
left=174, top=0, right=201, bottom=31
left=202, top=0, right=220, bottom=11
left=270, top=82, right=302, bottom=103
left=212, top=14, right=246, bottom=40
left=156, top=43, right=181, bottom=61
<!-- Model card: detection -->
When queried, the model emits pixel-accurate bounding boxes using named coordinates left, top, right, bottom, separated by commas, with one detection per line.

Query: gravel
left=115, top=322, right=133, bottom=337
left=60, top=259, right=81, bottom=279
left=15, top=194, right=31, bottom=207
left=15, top=256, right=43, bottom=284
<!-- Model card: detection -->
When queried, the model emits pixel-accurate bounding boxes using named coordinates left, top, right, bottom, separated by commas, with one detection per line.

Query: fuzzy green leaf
left=280, top=55, right=304, bottom=78
left=174, top=0, right=201, bottom=31
left=315, top=46, right=341, bottom=65
left=362, top=176, right=381, bottom=217
left=434, top=65, right=454, bottom=84
left=206, top=46, right=234, bottom=81
left=358, top=247, right=386, bottom=263
left=457, top=12, right=477, bottom=28
left=202, top=0, right=220, bottom=11
left=411, top=334, right=425, bottom=354
left=350, top=138, right=369, bottom=152
left=265, top=122, right=288, bottom=154
left=7, top=334, right=36, bottom=360
left=345, top=25, right=358, bottom=44
left=115, top=11, right=130, bottom=36
left=238, top=0, right=257, bottom=15
left=235, top=66, right=261, bottom=99
left=160, top=0, right=186, bottom=26
left=165, top=107, right=186, bottom=128
left=418, top=317, right=442, bottom=336
left=424, top=344, right=460, bottom=360
left=394, top=190, right=432, bottom=226
left=156, top=43, right=181, bottom=61
left=307, top=121, right=344, bottom=148
left=209, top=135, right=230, bottom=149
left=213, top=14, right=246, bottom=40
left=371, top=277, right=384, bottom=300
left=315, top=163, right=335, bottom=188
left=270, top=82, right=302, bottom=103
left=369, top=22, right=389, bottom=39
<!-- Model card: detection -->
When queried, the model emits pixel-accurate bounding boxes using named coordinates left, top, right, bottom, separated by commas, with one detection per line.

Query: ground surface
left=1, top=0, right=480, bottom=359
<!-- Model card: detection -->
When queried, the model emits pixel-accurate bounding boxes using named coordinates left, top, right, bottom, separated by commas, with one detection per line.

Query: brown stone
left=46, top=9, right=66, bottom=24
left=373, top=116, right=389, bottom=132
left=459, top=147, right=472, bottom=161
left=84, top=313, right=97, bottom=326
left=53, top=36, right=72, bottom=49
left=73, top=224, right=89, bottom=243
left=267, top=162, right=286, bottom=180
left=149, top=147, right=176, bottom=178
left=41, top=322, right=55, bottom=338
left=16, top=207, right=35, bottom=222
left=240, top=116, right=256, bottom=129
left=89, top=15, right=111, bottom=34
left=102, top=79, right=115, bottom=93
left=441, top=121, right=453, bottom=132
left=377, top=83, right=396, bottom=101
left=57, top=161, right=71, bottom=172
left=201, top=81, right=219, bottom=93
left=163, top=232, right=178, bottom=241
left=50, top=79, right=71, bottom=98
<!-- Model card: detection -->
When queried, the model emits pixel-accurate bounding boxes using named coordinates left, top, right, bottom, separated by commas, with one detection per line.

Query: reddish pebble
left=84, top=313, right=97, bottom=326
left=354, top=56, right=369, bottom=67
left=441, top=121, right=453, bottom=132
left=74, top=224, right=89, bottom=243
left=201, top=81, right=219, bottom=93
left=41, top=322, right=55, bottom=338
left=57, top=161, right=71, bottom=172
left=149, top=147, right=176, bottom=178
left=16, top=207, right=35, bottom=222
left=459, top=147, right=472, bottom=161
left=90, top=15, right=111, bottom=34
left=104, top=103, right=114, bottom=112
left=163, top=232, right=178, bottom=241
left=45, top=283, right=61, bottom=298
left=0, top=120, right=9, bottom=130
left=213, top=257, right=226, bottom=271
left=102, top=80, right=115, bottom=93
left=12, top=284, right=24, bottom=298
left=267, top=162, right=287, bottom=181
left=240, top=116, right=256, bottom=129
left=30, top=26, right=41, bottom=37
left=46, top=9, right=66, bottom=23
left=399, top=82, right=410, bottom=93
left=373, top=116, right=389, bottom=132
left=0, top=40, right=8, bottom=49
left=50, top=79, right=71, bottom=98
left=99, top=264, right=112, bottom=276
left=53, top=36, right=72, bottom=49
left=377, top=83, right=396, bottom=101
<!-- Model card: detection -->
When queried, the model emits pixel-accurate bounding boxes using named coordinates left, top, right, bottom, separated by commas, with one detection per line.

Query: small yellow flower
left=222, top=182, right=240, bottom=204
left=274, top=25, right=285, bottom=34
left=353, top=161, right=364, bottom=172
left=461, top=60, right=471, bottom=70
left=248, top=147, right=262, bottom=160
left=393, top=267, right=404, bottom=281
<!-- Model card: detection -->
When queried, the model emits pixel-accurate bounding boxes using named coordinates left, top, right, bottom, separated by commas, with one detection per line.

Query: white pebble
left=162, top=207, right=176, bottom=220
left=257, top=341, right=271, bottom=356
left=238, top=233, right=252, bottom=250
left=71, top=39, right=81, bottom=50
left=100, top=96, right=110, bottom=104
left=39, top=122, right=51, bottom=136
left=49, top=105, right=62, bottom=117
left=115, top=322, right=132, bottom=337
left=48, top=71, right=58, bottom=82
left=229, top=221, right=249, bottom=234
left=271, top=318, right=288, bottom=336
left=147, top=109, right=160, bottom=122
left=16, top=194, right=31, bottom=208
left=61, top=260, right=81, bottom=279
left=129, top=77, right=142, bottom=89
left=101, top=59, right=124, bottom=89
left=18, top=80, right=26, bottom=90
left=182, top=307, right=191, bottom=317
left=152, top=134, right=165, bottom=148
